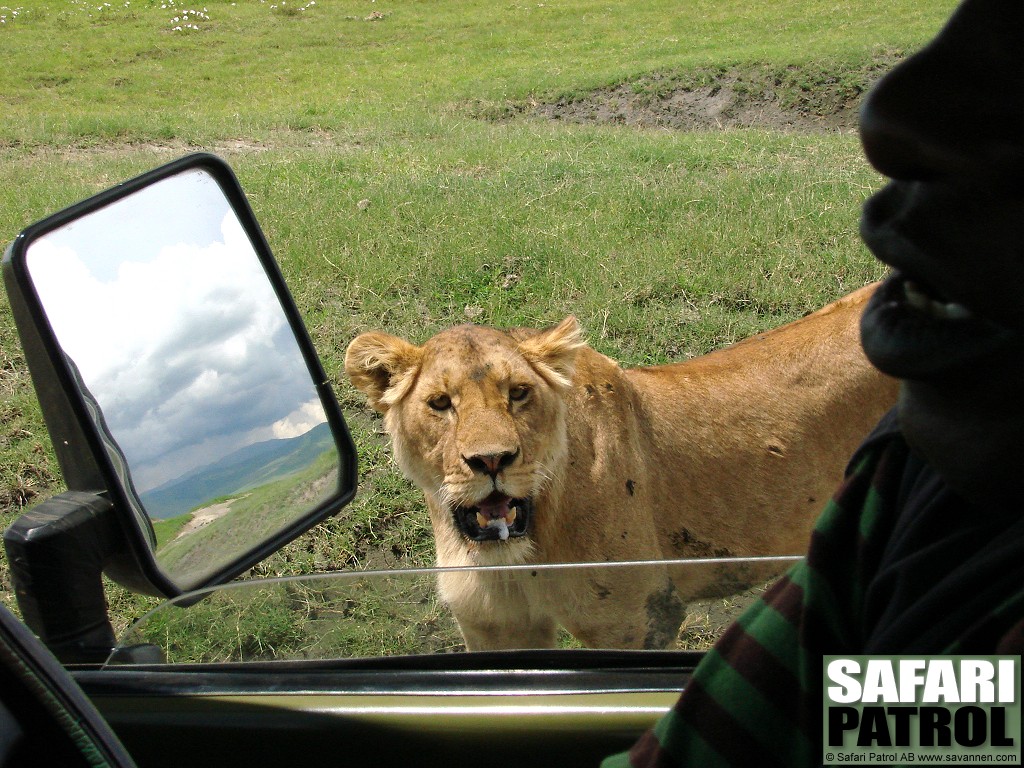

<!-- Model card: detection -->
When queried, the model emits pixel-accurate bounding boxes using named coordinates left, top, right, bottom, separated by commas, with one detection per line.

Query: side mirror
left=3, top=154, right=357, bottom=606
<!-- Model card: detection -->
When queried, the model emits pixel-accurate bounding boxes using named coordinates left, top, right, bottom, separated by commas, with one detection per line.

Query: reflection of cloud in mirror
left=28, top=172, right=326, bottom=492
left=271, top=398, right=330, bottom=439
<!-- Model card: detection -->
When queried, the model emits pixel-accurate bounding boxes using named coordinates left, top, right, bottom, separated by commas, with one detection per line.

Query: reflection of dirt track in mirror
left=156, top=449, right=340, bottom=584
left=173, top=497, right=245, bottom=541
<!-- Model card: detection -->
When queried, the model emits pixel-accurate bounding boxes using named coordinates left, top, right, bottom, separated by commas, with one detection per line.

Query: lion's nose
left=463, top=449, right=519, bottom=477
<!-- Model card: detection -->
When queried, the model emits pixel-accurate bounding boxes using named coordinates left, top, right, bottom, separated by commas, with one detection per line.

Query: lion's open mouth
left=452, top=491, right=532, bottom=542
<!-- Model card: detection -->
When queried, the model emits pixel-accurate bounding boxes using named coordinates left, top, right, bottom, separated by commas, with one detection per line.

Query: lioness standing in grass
left=345, top=283, right=897, bottom=650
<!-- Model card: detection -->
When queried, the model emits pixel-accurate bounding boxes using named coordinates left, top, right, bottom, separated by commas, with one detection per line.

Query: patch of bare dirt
left=487, top=55, right=906, bottom=134
left=8, top=131, right=360, bottom=162
left=174, top=497, right=238, bottom=540
left=535, top=76, right=856, bottom=133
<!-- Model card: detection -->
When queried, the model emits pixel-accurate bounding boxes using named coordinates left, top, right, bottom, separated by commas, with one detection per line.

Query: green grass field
left=0, top=0, right=956, bottom=646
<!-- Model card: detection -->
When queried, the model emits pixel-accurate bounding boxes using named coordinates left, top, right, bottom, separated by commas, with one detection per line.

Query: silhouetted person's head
left=858, top=0, right=1023, bottom=505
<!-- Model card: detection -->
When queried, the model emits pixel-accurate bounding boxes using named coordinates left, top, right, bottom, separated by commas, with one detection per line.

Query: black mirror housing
left=3, top=154, right=358, bottom=600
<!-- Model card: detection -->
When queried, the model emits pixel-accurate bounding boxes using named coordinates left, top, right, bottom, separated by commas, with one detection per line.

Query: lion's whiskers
left=437, top=484, right=467, bottom=511
left=531, top=461, right=564, bottom=498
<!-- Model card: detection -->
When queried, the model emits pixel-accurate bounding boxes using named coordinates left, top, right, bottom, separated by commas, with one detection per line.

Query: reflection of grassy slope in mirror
left=154, top=447, right=339, bottom=583
left=151, top=515, right=190, bottom=547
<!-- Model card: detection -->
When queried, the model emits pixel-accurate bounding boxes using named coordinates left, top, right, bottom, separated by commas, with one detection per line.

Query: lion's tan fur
left=345, top=283, right=898, bottom=650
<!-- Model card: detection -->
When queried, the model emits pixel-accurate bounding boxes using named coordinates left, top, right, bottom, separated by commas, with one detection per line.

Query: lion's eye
left=509, top=385, right=530, bottom=403
left=427, top=394, right=452, bottom=411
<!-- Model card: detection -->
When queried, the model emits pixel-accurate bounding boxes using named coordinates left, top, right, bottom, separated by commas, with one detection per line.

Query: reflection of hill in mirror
left=142, top=421, right=335, bottom=520
left=153, top=447, right=340, bottom=583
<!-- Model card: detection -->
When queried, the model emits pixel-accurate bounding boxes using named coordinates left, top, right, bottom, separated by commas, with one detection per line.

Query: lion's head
left=345, top=317, right=585, bottom=546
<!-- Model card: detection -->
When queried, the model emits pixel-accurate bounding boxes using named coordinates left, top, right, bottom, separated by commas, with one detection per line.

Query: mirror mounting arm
left=4, top=491, right=127, bottom=665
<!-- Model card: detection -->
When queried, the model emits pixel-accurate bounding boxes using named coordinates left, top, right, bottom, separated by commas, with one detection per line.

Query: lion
left=344, top=283, right=898, bottom=651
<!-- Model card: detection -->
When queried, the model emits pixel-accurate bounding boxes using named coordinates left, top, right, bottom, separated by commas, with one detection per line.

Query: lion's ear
left=345, top=331, right=423, bottom=413
left=517, top=316, right=586, bottom=388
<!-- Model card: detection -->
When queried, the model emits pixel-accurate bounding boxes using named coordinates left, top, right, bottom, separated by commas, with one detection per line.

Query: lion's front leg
left=437, top=568, right=558, bottom=651
left=456, top=615, right=557, bottom=651
left=561, top=572, right=686, bottom=650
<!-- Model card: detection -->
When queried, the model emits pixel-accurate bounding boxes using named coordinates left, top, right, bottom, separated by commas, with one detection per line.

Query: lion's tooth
left=507, top=508, right=517, bottom=523
left=476, top=511, right=488, bottom=529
